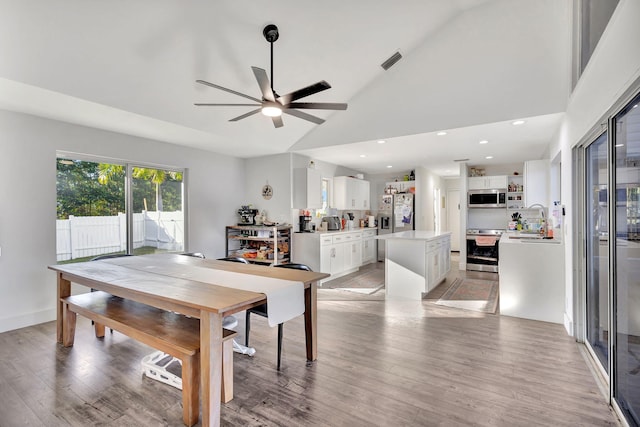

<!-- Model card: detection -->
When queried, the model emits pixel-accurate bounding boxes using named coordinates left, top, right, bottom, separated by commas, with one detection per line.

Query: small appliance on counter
left=321, top=215, right=341, bottom=231
left=298, top=211, right=313, bottom=233
left=344, top=212, right=355, bottom=230
left=238, top=206, right=259, bottom=225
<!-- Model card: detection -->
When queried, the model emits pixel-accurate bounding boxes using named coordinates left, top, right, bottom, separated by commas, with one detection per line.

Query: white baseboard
left=0, top=308, right=56, bottom=334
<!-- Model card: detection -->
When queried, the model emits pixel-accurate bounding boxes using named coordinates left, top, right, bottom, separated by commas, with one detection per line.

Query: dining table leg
left=304, top=281, right=318, bottom=361
left=200, top=311, right=223, bottom=427
left=56, top=273, right=71, bottom=344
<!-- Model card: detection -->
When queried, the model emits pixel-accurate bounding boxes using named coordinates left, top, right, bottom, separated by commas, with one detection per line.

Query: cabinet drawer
left=332, top=235, right=345, bottom=244
left=363, top=229, right=377, bottom=238
left=351, top=232, right=362, bottom=240
left=320, top=236, right=333, bottom=246
left=426, top=240, right=441, bottom=252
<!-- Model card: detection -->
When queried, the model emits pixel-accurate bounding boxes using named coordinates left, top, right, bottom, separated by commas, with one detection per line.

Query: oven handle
left=467, top=255, right=499, bottom=262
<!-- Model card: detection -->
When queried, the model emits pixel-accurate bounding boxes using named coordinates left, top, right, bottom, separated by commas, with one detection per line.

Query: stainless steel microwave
left=468, top=189, right=506, bottom=208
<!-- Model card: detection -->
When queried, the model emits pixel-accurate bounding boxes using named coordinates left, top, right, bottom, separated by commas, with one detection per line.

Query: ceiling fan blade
left=196, top=80, right=262, bottom=103
left=251, top=67, right=275, bottom=102
left=272, top=116, right=284, bottom=128
left=194, top=103, right=260, bottom=107
left=278, top=81, right=331, bottom=105
left=286, top=102, right=348, bottom=110
left=229, top=108, right=261, bottom=122
left=283, top=109, right=325, bottom=125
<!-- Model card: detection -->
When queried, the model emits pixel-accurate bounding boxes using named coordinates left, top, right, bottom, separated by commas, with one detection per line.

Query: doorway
left=446, top=189, right=461, bottom=251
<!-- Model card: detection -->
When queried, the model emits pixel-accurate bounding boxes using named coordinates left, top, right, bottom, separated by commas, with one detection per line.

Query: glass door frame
left=56, top=151, right=188, bottom=257
left=574, top=127, right=612, bottom=391
left=573, top=80, right=640, bottom=424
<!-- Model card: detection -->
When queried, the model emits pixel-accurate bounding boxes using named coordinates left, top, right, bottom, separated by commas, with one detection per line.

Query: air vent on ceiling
left=381, top=51, right=403, bottom=70
left=454, top=158, right=470, bottom=162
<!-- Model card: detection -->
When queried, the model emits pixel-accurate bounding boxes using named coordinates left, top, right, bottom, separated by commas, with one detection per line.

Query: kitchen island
left=498, top=233, right=565, bottom=324
left=376, top=231, right=451, bottom=299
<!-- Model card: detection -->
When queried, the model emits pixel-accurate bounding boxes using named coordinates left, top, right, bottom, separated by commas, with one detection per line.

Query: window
left=56, top=156, right=185, bottom=263
left=316, top=178, right=330, bottom=218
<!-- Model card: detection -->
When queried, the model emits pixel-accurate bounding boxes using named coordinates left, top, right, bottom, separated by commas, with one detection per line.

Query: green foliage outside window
left=57, top=159, right=183, bottom=219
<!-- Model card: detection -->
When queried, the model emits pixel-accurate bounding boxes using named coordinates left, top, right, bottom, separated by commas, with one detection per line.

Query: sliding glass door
left=56, top=156, right=185, bottom=262
left=613, top=94, right=640, bottom=426
left=585, top=132, right=610, bottom=371
left=130, top=166, right=184, bottom=255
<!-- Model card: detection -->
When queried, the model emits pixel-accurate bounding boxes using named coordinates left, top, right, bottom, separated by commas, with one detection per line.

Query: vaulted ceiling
left=0, top=0, right=571, bottom=175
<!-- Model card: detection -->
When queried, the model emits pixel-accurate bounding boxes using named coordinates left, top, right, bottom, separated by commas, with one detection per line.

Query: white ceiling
left=0, top=0, right=571, bottom=176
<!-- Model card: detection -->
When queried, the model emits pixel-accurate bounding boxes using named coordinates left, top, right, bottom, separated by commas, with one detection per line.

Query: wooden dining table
left=49, top=253, right=329, bottom=427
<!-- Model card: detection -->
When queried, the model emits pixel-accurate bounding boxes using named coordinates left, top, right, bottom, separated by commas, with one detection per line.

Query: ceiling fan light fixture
left=262, top=103, right=282, bottom=117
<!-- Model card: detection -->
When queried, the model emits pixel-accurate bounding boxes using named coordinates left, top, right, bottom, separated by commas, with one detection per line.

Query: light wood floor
left=0, top=257, right=620, bottom=426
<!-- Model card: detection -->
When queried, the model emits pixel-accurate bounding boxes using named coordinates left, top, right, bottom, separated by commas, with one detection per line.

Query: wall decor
left=262, top=183, right=273, bottom=200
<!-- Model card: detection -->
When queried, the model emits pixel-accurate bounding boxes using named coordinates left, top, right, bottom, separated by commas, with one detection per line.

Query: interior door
left=446, top=189, right=461, bottom=251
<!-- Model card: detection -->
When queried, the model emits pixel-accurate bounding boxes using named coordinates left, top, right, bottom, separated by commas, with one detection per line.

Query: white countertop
left=297, top=228, right=377, bottom=236
left=500, top=232, right=562, bottom=245
left=376, top=230, right=451, bottom=241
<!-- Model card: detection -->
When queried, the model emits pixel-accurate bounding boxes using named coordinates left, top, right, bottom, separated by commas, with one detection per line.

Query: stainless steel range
left=466, top=229, right=504, bottom=273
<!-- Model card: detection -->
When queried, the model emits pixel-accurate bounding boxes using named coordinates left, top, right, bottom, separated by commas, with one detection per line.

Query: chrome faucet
left=527, top=203, right=546, bottom=219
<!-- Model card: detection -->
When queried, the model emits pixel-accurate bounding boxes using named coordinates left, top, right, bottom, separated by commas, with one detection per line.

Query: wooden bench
left=61, top=291, right=237, bottom=427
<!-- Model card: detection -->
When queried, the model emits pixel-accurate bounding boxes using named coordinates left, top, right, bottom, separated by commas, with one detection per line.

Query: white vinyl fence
left=56, top=211, right=184, bottom=261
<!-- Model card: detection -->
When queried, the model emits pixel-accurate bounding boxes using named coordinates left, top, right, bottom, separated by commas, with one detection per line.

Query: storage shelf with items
left=225, top=225, right=291, bottom=265
left=507, top=175, right=525, bottom=210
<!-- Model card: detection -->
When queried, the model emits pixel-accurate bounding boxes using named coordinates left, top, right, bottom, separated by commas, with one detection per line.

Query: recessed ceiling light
left=479, top=140, right=489, bottom=144
left=377, top=140, right=386, bottom=144
left=485, top=156, right=493, bottom=159
left=359, top=154, right=366, bottom=158
left=386, top=165, right=393, bottom=168
left=437, top=131, right=447, bottom=136
left=512, top=120, right=526, bottom=125
left=615, top=144, right=624, bottom=147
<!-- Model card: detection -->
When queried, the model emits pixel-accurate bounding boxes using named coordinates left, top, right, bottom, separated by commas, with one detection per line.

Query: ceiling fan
left=194, top=24, right=347, bottom=128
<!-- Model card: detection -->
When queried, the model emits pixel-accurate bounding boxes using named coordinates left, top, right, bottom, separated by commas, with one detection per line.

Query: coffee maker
left=299, top=214, right=313, bottom=232
left=238, top=206, right=259, bottom=225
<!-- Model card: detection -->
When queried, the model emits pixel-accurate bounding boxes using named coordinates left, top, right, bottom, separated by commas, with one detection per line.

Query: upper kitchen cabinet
left=524, top=160, right=550, bottom=207
left=293, top=168, right=322, bottom=209
left=333, top=176, right=370, bottom=210
left=468, top=175, right=508, bottom=190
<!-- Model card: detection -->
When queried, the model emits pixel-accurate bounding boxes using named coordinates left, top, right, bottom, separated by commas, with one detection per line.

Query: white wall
left=550, top=0, right=640, bottom=335
left=0, top=110, right=246, bottom=333
left=244, top=154, right=293, bottom=225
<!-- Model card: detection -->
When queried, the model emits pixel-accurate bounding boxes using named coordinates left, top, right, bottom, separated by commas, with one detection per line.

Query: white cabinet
left=426, top=239, right=442, bottom=291
left=468, top=175, right=508, bottom=190
left=382, top=232, right=451, bottom=299
left=524, top=160, right=549, bottom=207
left=356, top=180, right=370, bottom=209
left=293, top=230, right=364, bottom=283
left=333, top=176, right=370, bottom=210
left=326, top=237, right=345, bottom=276
left=361, top=229, right=377, bottom=265
left=293, top=168, right=322, bottom=209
